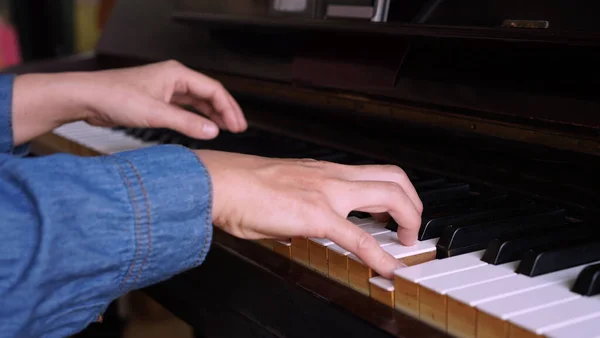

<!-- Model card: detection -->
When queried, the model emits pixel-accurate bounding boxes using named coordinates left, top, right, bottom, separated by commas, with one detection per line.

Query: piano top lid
left=171, top=0, right=600, bottom=45
left=97, top=0, right=600, bottom=155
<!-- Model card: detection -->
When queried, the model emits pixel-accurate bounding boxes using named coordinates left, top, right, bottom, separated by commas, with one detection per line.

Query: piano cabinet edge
left=30, top=133, right=102, bottom=157
left=144, top=229, right=449, bottom=338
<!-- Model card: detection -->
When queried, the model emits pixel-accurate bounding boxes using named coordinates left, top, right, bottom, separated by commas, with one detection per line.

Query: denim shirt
left=0, top=74, right=214, bottom=337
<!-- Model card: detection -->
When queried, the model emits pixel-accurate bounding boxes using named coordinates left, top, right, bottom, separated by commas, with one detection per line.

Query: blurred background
left=0, top=0, right=116, bottom=70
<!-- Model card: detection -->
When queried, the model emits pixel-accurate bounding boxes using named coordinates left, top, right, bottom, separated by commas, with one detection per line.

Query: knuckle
left=377, top=164, right=409, bottom=181
left=356, top=231, right=377, bottom=252
left=384, top=181, right=404, bottom=197
left=390, top=165, right=409, bottom=181
left=163, top=59, right=183, bottom=70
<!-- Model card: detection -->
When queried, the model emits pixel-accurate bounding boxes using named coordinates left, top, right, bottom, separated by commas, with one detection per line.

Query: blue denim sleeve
left=0, top=76, right=214, bottom=337
left=0, top=74, right=28, bottom=156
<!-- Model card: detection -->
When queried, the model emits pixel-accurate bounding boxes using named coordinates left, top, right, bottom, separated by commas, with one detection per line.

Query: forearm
left=11, top=72, right=90, bottom=147
left=0, top=145, right=213, bottom=337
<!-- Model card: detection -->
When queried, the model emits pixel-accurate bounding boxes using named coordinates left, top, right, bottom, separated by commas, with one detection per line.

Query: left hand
left=12, top=60, right=247, bottom=146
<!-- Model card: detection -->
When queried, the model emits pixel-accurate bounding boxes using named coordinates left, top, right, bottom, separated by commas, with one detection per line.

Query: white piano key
left=393, top=250, right=487, bottom=283
left=448, top=261, right=598, bottom=306
left=372, top=232, right=402, bottom=247
left=509, top=295, right=600, bottom=335
left=327, top=243, right=351, bottom=256
left=382, top=238, right=437, bottom=258
left=308, top=218, right=383, bottom=247
left=308, top=237, right=335, bottom=246
left=476, top=281, right=581, bottom=320
left=361, top=238, right=440, bottom=294
left=327, top=230, right=408, bottom=256
left=546, top=315, right=600, bottom=338
left=347, top=239, right=437, bottom=263
left=369, top=276, right=394, bottom=291
left=358, top=223, right=391, bottom=236
left=419, top=261, right=518, bottom=295
left=53, top=122, right=157, bottom=154
left=348, top=216, right=378, bottom=226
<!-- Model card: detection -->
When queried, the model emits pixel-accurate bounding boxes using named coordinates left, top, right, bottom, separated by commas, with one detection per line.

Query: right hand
left=195, top=150, right=423, bottom=279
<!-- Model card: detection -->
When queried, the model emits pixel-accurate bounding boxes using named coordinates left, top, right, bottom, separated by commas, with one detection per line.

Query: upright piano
left=5, top=1, right=600, bottom=337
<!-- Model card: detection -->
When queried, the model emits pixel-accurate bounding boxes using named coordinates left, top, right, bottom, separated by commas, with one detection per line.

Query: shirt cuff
left=108, top=144, right=213, bottom=292
left=0, top=74, right=29, bottom=156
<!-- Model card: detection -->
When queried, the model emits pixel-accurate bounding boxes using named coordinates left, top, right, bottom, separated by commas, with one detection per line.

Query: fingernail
left=203, top=123, right=218, bottom=135
left=396, top=261, right=408, bottom=269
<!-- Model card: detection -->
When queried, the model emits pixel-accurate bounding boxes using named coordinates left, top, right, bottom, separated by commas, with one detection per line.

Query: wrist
left=11, top=72, right=100, bottom=145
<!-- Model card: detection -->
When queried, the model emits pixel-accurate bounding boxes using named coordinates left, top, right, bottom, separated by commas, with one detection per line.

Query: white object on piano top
left=546, top=314, right=600, bottom=338
left=448, top=260, right=599, bottom=306
left=369, top=276, right=394, bottom=291
left=509, top=294, right=600, bottom=335
left=393, top=250, right=486, bottom=283
left=419, top=261, right=518, bottom=294
left=476, top=282, right=581, bottom=320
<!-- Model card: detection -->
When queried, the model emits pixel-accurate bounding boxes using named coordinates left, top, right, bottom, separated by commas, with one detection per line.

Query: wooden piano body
left=4, top=0, right=600, bottom=337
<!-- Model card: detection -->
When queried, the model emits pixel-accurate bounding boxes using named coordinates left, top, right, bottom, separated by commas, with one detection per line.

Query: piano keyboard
left=40, top=121, right=600, bottom=338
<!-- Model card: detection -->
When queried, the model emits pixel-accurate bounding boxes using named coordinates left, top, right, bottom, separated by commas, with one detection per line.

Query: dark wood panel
left=144, top=230, right=449, bottom=338
left=97, top=0, right=600, bottom=135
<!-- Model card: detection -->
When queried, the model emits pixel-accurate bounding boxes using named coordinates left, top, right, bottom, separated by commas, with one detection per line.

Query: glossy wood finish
left=97, top=0, right=600, bottom=135
left=144, top=229, right=449, bottom=338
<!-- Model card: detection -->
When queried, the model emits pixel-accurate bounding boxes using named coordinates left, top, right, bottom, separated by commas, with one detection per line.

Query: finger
left=171, top=95, right=227, bottom=130
left=226, top=92, right=247, bottom=131
left=195, top=101, right=227, bottom=130
left=180, top=69, right=241, bottom=132
left=170, top=94, right=195, bottom=106
left=328, top=180, right=421, bottom=246
left=149, top=100, right=219, bottom=139
left=323, top=213, right=405, bottom=279
left=337, top=164, right=423, bottom=215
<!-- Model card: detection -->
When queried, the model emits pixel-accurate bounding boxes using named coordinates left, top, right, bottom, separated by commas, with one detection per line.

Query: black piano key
left=139, top=129, right=163, bottom=142
left=385, top=192, right=510, bottom=233
left=436, top=208, right=566, bottom=258
left=571, top=262, right=600, bottom=296
left=418, top=183, right=471, bottom=205
left=419, top=204, right=540, bottom=241
left=481, top=222, right=594, bottom=265
left=517, top=239, right=600, bottom=277
left=157, top=132, right=174, bottom=144
left=123, top=128, right=138, bottom=136
left=132, top=128, right=147, bottom=138
left=348, top=211, right=371, bottom=219
left=412, top=178, right=447, bottom=190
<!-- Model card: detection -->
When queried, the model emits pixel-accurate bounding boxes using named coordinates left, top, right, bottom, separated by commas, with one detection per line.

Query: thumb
left=150, top=100, right=219, bottom=139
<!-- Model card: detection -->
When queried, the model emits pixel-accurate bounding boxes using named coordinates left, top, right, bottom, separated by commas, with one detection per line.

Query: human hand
left=195, top=150, right=423, bottom=279
left=12, top=60, right=246, bottom=146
